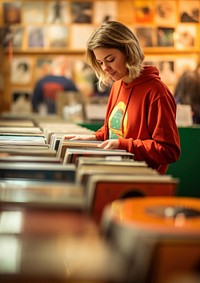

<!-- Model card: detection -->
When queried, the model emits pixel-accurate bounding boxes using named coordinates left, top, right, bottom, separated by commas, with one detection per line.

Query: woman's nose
left=102, top=62, right=110, bottom=72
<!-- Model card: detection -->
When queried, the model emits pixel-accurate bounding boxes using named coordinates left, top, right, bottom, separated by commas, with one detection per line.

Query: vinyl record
left=104, top=197, right=200, bottom=235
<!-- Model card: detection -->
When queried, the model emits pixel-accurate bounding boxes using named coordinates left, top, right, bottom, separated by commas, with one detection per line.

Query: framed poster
left=10, top=57, right=32, bottom=85
left=11, top=90, right=32, bottom=114
left=179, top=0, right=199, bottom=23
left=134, top=0, right=154, bottom=23
left=94, top=1, right=117, bottom=24
left=71, top=2, right=93, bottom=24
left=23, top=1, right=45, bottom=24
left=0, top=26, right=23, bottom=48
left=158, top=60, right=176, bottom=85
left=48, top=25, right=68, bottom=48
left=3, top=2, right=21, bottom=24
left=157, top=27, right=175, bottom=47
left=175, top=57, right=197, bottom=79
left=135, top=27, right=155, bottom=47
left=175, top=24, right=197, bottom=49
left=10, top=27, right=24, bottom=49
left=27, top=26, right=45, bottom=48
left=47, top=1, right=70, bottom=24
left=155, top=0, right=177, bottom=26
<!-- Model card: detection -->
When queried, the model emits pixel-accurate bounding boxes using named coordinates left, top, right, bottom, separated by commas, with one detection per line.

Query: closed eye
left=96, top=57, right=115, bottom=65
left=106, top=57, right=114, bottom=63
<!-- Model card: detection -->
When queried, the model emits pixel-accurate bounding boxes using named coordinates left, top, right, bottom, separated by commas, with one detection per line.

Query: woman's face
left=93, top=48, right=129, bottom=83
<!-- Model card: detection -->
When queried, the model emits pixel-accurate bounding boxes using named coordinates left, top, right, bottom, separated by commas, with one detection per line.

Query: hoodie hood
left=124, top=65, right=161, bottom=89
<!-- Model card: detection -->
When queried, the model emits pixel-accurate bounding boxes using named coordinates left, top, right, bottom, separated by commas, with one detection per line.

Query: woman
left=66, top=21, right=180, bottom=174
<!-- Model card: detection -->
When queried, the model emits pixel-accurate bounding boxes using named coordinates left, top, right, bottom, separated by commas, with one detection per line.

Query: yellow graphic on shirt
left=108, top=101, right=127, bottom=139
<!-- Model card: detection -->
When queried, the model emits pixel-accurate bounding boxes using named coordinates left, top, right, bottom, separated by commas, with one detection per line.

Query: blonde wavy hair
left=86, top=21, right=145, bottom=90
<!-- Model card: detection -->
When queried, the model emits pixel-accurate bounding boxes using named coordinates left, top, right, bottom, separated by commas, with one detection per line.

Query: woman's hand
left=97, top=139, right=119, bottom=150
left=64, top=134, right=97, bottom=141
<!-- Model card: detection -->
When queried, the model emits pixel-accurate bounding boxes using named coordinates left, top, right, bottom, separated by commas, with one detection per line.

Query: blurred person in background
left=174, top=64, right=200, bottom=124
left=32, top=56, right=78, bottom=114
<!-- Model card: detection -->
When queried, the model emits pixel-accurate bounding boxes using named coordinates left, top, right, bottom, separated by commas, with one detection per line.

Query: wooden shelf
left=1, top=0, right=200, bottom=113
left=3, top=49, right=85, bottom=56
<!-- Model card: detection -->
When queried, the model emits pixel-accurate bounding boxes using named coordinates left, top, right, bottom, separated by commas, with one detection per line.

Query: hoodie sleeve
left=95, top=126, right=105, bottom=140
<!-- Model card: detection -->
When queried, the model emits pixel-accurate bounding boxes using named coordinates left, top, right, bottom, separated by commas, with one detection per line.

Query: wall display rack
left=0, top=0, right=200, bottom=113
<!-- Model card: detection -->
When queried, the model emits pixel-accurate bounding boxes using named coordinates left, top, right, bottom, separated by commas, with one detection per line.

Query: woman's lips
left=109, top=71, right=116, bottom=77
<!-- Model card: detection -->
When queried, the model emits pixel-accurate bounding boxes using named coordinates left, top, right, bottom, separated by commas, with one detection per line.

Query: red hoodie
left=95, top=65, right=181, bottom=174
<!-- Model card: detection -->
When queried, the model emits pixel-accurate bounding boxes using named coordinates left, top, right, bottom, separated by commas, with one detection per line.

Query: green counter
left=78, top=121, right=103, bottom=132
left=167, top=126, right=200, bottom=197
